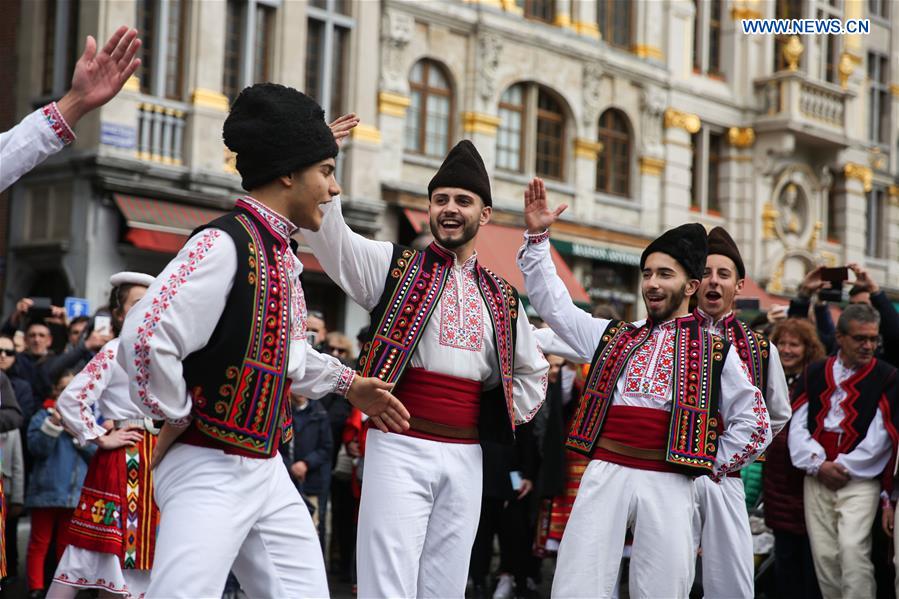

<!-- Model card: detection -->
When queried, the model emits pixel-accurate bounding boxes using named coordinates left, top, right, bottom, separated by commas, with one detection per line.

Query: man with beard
left=118, top=85, right=409, bottom=597
left=301, top=139, right=548, bottom=598
left=692, top=227, right=792, bottom=598
left=789, top=303, right=896, bottom=599
left=517, top=179, right=770, bottom=598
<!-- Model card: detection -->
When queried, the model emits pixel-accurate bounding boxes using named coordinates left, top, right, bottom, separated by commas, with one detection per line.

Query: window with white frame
left=405, top=60, right=453, bottom=158
left=865, top=187, right=886, bottom=257
left=690, top=128, right=724, bottom=214
left=495, top=83, right=567, bottom=181
left=305, top=0, right=353, bottom=120
left=42, top=0, right=81, bottom=98
left=597, top=0, right=632, bottom=50
left=222, top=0, right=279, bottom=103
left=692, top=0, right=723, bottom=77
left=816, top=0, right=841, bottom=84
left=136, top=0, right=189, bottom=100
left=868, top=51, right=890, bottom=145
left=869, top=0, right=889, bottom=19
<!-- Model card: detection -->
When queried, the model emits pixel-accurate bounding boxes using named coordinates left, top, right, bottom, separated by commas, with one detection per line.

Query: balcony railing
left=754, top=71, right=852, bottom=143
left=136, top=98, right=188, bottom=166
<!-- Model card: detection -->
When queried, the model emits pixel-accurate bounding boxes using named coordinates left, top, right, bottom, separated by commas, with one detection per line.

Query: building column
left=661, top=108, right=700, bottom=229
left=633, top=0, right=664, bottom=63
left=722, top=127, right=756, bottom=261
left=838, top=162, right=872, bottom=264
left=572, top=0, right=599, bottom=38
left=667, top=1, right=695, bottom=79
left=572, top=138, right=601, bottom=223
left=638, top=156, right=665, bottom=234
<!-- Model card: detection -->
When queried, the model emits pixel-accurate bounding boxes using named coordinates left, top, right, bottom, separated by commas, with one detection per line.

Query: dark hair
left=847, top=285, right=866, bottom=297
left=837, top=303, right=880, bottom=335
left=109, top=283, right=140, bottom=336
left=54, top=369, right=76, bottom=387
left=68, top=316, right=89, bottom=332
left=25, top=320, right=50, bottom=333
left=770, top=319, right=826, bottom=367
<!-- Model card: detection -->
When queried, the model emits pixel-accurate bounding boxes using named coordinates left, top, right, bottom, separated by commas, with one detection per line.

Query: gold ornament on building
left=807, top=221, right=822, bottom=251
left=783, top=36, right=803, bottom=72
left=639, top=156, right=665, bottom=176
left=573, top=138, right=603, bottom=160
left=768, top=259, right=785, bottom=294
left=869, top=147, right=886, bottom=171
left=727, top=127, right=755, bottom=148
left=843, top=162, right=873, bottom=192
left=838, top=52, right=855, bottom=90
left=762, top=202, right=779, bottom=240
left=663, top=108, right=700, bottom=134
left=888, top=185, right=899, bottom=206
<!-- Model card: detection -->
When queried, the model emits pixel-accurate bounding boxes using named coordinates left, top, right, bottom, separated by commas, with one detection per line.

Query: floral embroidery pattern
left=286, top=254, right=307, bottom=342
left=42, top=102, right=75, bottom=145
left=75, top=347, right=116, bottom=438
left=53, top=572, right=141, bottom=598
left=623, top=325, right=675, bottom=405
left=133, top=230, right=221, bottom=425
left=336, top=367, right=356, bottom=397
left=713, top=379, right=769, bottom=481
left=439, top=261, right=484, bottom=352
left=238, top=196, right=296, bottom=242
left=527, top=230, right=550, bottom=244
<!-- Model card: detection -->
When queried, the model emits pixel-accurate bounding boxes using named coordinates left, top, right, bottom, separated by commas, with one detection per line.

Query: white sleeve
left=516, top=233, right=607, bottom=362
left=118, top=229, right=235, bottom=425
left=835, top=408, right=893, bottom=479
left=300, top=197, right=393, bottom=311
left=288, top=342, right=356, bottom=399
left=56, top=339, right=118, bottom=445
left=0, top=104, right=73, bottom=193
left=713, top=346, right=772, bottom=478
left=510, top=301, right=550, bottom=424
left=788, top=402, right=826, bottom=475
left=532, top=325, right=585, bottom=363
left=765, top=345, right=792, bottom=437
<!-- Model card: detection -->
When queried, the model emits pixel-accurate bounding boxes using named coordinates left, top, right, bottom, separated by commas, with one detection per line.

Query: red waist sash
left=592, top=406, right=682, bottom=474
left=816, top=431, right=841, bottom=462
left=392, top=367, right=482, bottom=444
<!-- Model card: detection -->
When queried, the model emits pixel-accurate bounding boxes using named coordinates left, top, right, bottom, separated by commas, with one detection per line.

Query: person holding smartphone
left=44, top=272, right=158, bottom=599
left=691, top=227, right=792, bottom=599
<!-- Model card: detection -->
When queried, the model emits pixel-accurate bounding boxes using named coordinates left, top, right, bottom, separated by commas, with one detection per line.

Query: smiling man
left=517, top=180, right=771, bottom=598
left=692, top=226, right=791, bottom=599
left=118, top=84, right=409, bottom=598
left=302, top=139, right=549, bottom=598
left=789, top=303, right=897, bottom=599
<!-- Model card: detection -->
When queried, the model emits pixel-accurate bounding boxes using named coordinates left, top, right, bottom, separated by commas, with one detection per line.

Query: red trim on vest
left=812, top=357, right=878, bottom=455
left=394, top=367, right=482, bottom=444
left=591, top=406, right=682, bottom=473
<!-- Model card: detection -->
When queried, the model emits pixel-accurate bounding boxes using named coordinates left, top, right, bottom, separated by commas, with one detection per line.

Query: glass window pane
left=253, top=5, right=274, bottom=84
left=137, top=0, right=155, bottom=93
left=329, top=26, right=349, bottom=118
left=222, top=0, right=241, bottom=102
left=405, top=89, right=422, bottom=153
left=305, top=19, right=324, bottom=103
left=165, top=0, right=185, bottom=99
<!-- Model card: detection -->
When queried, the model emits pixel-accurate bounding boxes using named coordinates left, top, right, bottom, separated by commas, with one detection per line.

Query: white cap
left=109, top=271, right=154, bottom=288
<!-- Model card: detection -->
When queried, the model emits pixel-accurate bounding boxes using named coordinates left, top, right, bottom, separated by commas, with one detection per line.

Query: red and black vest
left=695, top=310, right=770, bottom=397
left=566, top=314, right=729, bottom=474
left=181, top=205, right=294, bottom=457
left=357, top=242, right=520, bottom=443
left=792, top=356, right=896, bottom=457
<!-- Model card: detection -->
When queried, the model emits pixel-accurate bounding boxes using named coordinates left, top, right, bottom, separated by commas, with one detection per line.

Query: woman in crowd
left=762, top=318, right=826, bottom=598
left=47, top=272, right=157, bottom=599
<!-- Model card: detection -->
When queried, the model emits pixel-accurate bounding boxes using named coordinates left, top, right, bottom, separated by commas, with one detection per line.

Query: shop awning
left=403, top=209, right=590, bottom=304
left=114, top=194, right=323, bottom=272
left=550, top=238, right=642, bottom=267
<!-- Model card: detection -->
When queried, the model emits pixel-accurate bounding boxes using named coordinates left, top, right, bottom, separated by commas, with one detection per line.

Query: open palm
left=523, top=177, right=567, bottom=233
left=68, top=27, right=141, bottom=118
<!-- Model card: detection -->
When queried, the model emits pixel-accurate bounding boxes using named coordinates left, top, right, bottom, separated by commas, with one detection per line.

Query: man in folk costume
left=301, top=139, right=549, bottom=598
left=517, top=179, right=771, bottom=598
left=692, top=226, right=792, bottom=598
left=789, top=303, right=897, bottom=599
left=118, top=84, right=409, bottom=598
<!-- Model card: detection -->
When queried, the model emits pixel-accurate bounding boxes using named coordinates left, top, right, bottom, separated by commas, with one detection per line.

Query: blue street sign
left=64, top=297, right=90, bottom=319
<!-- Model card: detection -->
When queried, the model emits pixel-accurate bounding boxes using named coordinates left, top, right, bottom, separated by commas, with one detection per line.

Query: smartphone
left=734, top=298, right=760, bottom=311
left=819, top=266, right=848, bottom=303
left=306, top=330, right=317, bottom=345
left=94, top=315, right=113, bottom=337
left=509, top=470, right=523, bottom=491
left=28, top=296, right=53, bottom=320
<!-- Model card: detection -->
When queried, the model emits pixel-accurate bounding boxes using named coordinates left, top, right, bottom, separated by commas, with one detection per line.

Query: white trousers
left=356, top=429, right=483, bottom=598
left=147, top=443, right=328, bottom=598
left=552, top=460, right=696, bottom=599
left=692, top=476, right=754, bottom=598
left=804, top=475, right=879, bottom=599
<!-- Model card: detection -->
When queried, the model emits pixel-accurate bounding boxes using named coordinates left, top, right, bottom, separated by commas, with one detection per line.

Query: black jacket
left=280, top=399, right=333, bottom=496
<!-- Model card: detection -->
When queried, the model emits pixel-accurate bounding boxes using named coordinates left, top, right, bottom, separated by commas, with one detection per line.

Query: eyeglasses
left=849, top=334, right=881, bottom=345
left=0, top=349, right=14, bottom=357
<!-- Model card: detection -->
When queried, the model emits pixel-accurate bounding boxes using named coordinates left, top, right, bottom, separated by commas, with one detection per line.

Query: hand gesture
left=151, top=421, right=189, bottom=469
left=517, top=478, right=534, bottom=500
left=290, top=460, right=309, bottom=481
left=329, top=113, right=360, bottom=147
left=523, top=178, right=567, bottom=234
left=848, top=262, right=879, bottom=294
left=57, top=26, right=142, bottom=125
left=817, top=460, right=850, bottom=491
left=95, top=425, right=144, bottom=450
left=798, top=265, right=831, bottom=299
left=346, top=376, right=410, bottom=433
left=883, top=501, right=895, bottom=537
left=85, top=329, right=113, bottom=351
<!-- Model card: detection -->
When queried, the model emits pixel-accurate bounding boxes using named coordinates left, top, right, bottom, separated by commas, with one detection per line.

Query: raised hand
left=523, top=178, right=567, bottom=234
left=346, top=376, right=410, bottom=433
left=848, top=262, right=879, bottom=294
left=797, top=265, right=831, bottom=299
left=56, top=26, right=142, bottom=125
left=329, top=113, right=360, bottom=147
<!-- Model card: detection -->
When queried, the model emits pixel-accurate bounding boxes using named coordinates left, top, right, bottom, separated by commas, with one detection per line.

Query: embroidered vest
left=357, top=243, right=519, bottom=443
left=181, top=206, right=294, bottom=457
left=566, top=314, right=729, bottom=474
left=793, top=357, right=896, bottom=456
left=695, top=310, right=770, bottom=397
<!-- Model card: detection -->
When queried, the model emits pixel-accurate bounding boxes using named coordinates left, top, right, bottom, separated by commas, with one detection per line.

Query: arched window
left=496, top=85, right=525, bottom=172
left=596, top=109, right=630, bottom=197
left=405, top=60, right=453, bottom=157
left=495, top=83, right=569, bottom=181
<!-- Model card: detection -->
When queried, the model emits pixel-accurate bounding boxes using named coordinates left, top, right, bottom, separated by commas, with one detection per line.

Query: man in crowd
left=789, top=303, right=896, bottom=599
